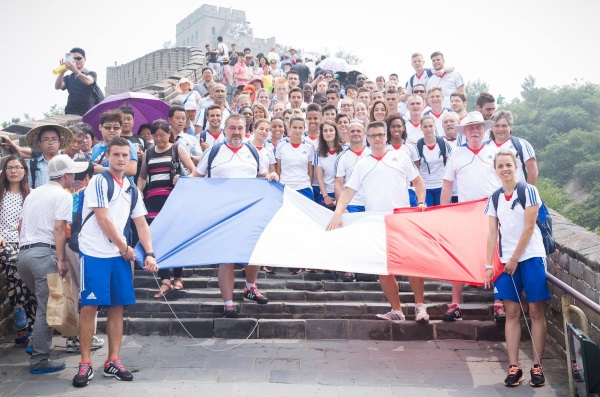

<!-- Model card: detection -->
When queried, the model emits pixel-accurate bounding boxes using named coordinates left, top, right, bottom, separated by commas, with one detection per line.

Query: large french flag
left=135, top=177, right=502, bottom=285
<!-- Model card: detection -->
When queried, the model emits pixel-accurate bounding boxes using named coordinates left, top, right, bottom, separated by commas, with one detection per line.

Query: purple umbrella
left=82, top=92, right=170, bottom=140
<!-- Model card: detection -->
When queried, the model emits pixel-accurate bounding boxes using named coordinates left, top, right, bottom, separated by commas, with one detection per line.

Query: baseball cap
left=48, top=155, right=90, bottom=178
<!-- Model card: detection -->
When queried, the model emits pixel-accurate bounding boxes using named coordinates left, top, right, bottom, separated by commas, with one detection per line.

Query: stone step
left=133, top=287, right=494, bottom=303
left=121, top=300, right=494, bottom=321
left=135, top=268, right=381, bottom=281
left=96, top=318, right=518, bottom=341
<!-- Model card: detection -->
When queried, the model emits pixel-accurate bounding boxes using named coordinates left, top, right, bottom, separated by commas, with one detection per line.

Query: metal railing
left=546, top=273, right=600, bottom=397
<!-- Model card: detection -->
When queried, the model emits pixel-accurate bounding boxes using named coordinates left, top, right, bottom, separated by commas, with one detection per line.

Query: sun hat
left=48, top=154, right=90, bottom=178
left=454, top=111, right=494, bottom=134
left=25, top=124, right=74, bottom=151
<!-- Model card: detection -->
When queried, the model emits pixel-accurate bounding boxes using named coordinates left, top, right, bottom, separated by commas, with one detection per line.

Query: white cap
left=184, top=101, right=197, bottom=111
left=48, top=155, right=89, bottom=178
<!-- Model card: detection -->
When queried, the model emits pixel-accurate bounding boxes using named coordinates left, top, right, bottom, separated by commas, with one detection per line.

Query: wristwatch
left=146, top=252, right=156, bottom=258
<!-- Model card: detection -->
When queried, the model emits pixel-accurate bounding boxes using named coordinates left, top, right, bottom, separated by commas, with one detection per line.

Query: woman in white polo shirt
left=484, top=149, right=549, bottom=388
left=275, top=117, right=314, bottom=200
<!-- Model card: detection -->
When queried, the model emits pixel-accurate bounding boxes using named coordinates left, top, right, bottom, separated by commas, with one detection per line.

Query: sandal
left=173, top=278, right=184, bottom=290
left=306, top=269, right=318, bottom=273
left=154, top=280, right=173, bottom=298
left=263, top=266, right=276, bottom=275
left=290, top=268, right=304, bottom=275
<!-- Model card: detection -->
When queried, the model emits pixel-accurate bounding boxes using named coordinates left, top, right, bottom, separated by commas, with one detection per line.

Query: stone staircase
left=97, top=267, right=517, bottom=342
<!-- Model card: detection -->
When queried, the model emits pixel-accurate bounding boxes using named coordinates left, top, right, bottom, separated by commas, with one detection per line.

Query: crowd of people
left=0, top=45, right=549, bottom=389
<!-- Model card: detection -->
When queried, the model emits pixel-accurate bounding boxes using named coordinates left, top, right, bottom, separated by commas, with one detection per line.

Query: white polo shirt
left=254, top=145, right=276, bottom=173
left=196, top=144, right=267, bottom=178
left=484, top=184, right=546, bottom=263
left=79, top=174, right=147, bottom=258
left=405, top=121, right=424, bottom=144
left=334, top=147, right=371, bottom=206
left=485, top=137, right=536, bottom=183
left=346, top=151, right=420, bottom=212
left=417, top=140, right=453, bottom=189
left=275, top=140, right=314, bottom=190
left=304, top=134, right=320, bottom=186
left=425, top=71, right=465, bottom=108
left=197, top=130, right=225, bottom=152
left=442, top=137, right=459, bottom=197
left=443, top=145, right=500, bottom=202
left=176, top=132, right=202, bottom=157
left=424, top=108, right=449, bottom=136
left=405, top=68, right=434, bottom=94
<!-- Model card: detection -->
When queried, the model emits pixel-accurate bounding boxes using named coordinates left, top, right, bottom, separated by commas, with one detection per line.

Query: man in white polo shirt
left=440, top=111, right=502, bottom=322
left=328, top=121, right=428, bottom=323
left=18, top=154, right=88, bottom=375
left=192, top=114, right=278, bottom=318
left=426, top=51, right=464, bottom=108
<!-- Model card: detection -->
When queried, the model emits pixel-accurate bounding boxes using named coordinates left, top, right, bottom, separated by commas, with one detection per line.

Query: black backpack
left=416, top=136, right=448, bottom=173
left=68, top=170, right=139, bottom=253
left=206, top=142, right=260, bottom=178
left=486, top=136, right=528, bottom=181
left=491, top=181, right=556, bottom=257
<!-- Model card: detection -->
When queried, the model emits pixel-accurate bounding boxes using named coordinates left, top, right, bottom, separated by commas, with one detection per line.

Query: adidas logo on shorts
left=493, top=287, right=498, bottom=293
left=86, top=292, right=97, bottom=300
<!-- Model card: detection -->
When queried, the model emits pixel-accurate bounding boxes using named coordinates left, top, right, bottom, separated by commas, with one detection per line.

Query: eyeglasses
left=341, top=103, right=352, bottom=107
left=6, top=166, right=24, bottom=171
left=413, top=90, right=425, bottom=94
left=73, top=57, right=83, bottom=61
left=41, top=137, right=60, bottom=143
left=368, top=133, right=386, bottom=139
left=102, top=125, right=121, bottom=131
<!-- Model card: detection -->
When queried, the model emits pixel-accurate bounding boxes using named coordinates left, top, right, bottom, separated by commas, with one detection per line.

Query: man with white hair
left=440, top=111, right=500, bottom=322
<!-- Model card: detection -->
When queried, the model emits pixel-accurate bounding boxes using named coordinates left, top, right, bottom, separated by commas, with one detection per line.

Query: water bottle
left=53, top=65, right=67, bottom=75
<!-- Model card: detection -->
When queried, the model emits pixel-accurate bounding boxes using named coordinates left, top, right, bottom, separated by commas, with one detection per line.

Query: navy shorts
left=296, top=188, right=315, bottom=201
left=80, top=254, right=135, bottom=307
left=347, top=205, right=365, bottom=213
left=408, top=189, right=418, bottom=207
left=494, top=257, right=551, bottom=303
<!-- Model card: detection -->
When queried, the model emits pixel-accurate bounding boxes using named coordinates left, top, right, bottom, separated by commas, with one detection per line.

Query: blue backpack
left=68, top=170, right=139, bottom=253
left=491, top=181, right=556, bottom=257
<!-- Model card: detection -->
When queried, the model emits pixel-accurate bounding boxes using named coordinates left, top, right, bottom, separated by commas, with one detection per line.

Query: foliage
left=505, top=77, right=600, bottom=233
left=333, top=50, right=362, bottom=66
left=2, top=105, right=64, bottom=129
left=466, top=79, right=490, bottom=111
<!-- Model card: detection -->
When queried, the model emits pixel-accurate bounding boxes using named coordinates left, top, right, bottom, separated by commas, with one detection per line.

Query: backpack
left=491, top=181, right=556, bottom=257
left=416, top=136, right=448, bottom=173
left=29, top=157, right=40, bottom=189
left=68, top=170, right=139, bottom=253
left=408, top=69, right=434, bottom=90
left=206, top=142, right=260, bottom=178
left=486, top=136, right=528, bottom=181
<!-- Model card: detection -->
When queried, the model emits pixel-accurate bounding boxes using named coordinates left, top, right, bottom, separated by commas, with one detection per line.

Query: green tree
left=465, top=79, right=490, bottom=111
left=333, top=50, right=362, bottom=66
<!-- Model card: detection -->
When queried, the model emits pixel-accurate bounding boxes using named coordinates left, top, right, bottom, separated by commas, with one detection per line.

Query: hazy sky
left=1, top=0, right=599, bottom=123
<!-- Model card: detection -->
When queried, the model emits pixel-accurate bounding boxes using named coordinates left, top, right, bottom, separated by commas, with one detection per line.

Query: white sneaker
left=91, top=335, right=105, bottom=349
left=65, top=339, right=77, bottom=353
left=415, top=303, right=430, bottom=323
left=376, top=309, right=406, bottom=321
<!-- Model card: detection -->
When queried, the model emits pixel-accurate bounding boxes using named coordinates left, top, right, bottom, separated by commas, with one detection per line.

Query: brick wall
left=545, top=210, right=600, bottom=360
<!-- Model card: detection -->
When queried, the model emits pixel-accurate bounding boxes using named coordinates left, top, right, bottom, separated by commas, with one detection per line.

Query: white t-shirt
left=79, top=174, right=147, bottom=258
left=425, top=71, right=465, bottom=108
left=316, top=150, right=340, bottom=194
left=424, top=108, right=449, bottom=136
left=176, top=132, right=202, bottom=157
left=485, top=137, right=536, bottom=183
left=19, top=182, right=72, bottom=247
left=405, top=121, right=423, bottom=144
left=173, top=91, right=201, bottom=107
left=405, top=68, right=434, bottom=94
left=254, top=145, right=276, bottom=172
left=275, top=140, right=314, bottom=190
left=197, top=130, right=225, bottom=152
left=442, top=137, right=459, bottom=197
left=334, top=147, right=371, bottom=206
left=443, top=145, right=500, bottom=202
left=195, top=107, right=233, bottom=131
left=346, top=151, right=420, bottom=212
left=386, top=142, right=419, bottom=161
left=304, top=134, right=320, bottom=186
left=196, top=144, right=267, bottom=178
left=484, top=184, right=546, bottom=263
left=417, top=140, right=453, bottom=189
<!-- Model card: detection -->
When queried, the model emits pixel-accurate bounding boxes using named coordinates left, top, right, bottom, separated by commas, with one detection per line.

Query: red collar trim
left=468, top=146, right=484, bottom=155
left=409, top=121, right=420, bottom=128
left=504, top=192, right=513, bottom=201
left=392, top=144, right=402, bottom=150
left=291, top=143, right=301, bottom=148
left=426, top=143, right=437, bottom=150
left=226, top=144, right=242, bottom=153
left=112, top=175, right=124, bottom=187
left=328, top=150, right=336, bottom=155
left=350, top=148, right=365, bottom=156
left=308, top=135, right=318, bottom=140
left=255, top=146, right=263, bottom=151
left=431, top=110, right=444, bottom=118
left=209, top=131, right=222, bottom=140
left=371, top=153, right=386, bottom=161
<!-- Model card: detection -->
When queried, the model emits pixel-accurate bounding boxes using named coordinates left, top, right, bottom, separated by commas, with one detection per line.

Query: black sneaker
left=103, top=358, right=133, bottom=381
left=223, top=304, right=239, bottom=318
left=73, top=362, right=94, bottom=387
left=442, top=304, right=462, bottom=321
left=342, top=272, right=355, bottom=282
left=244, top=286, right=268, bottom=304
left=530, top=364, right=545, bottom=387
left=504, top=365, right=523, bottom=387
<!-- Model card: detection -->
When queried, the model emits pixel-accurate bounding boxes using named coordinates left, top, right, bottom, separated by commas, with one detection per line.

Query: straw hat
left=25, top=124, right=74, bottom=151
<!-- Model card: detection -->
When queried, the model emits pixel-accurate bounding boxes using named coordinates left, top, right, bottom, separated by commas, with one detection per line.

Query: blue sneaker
left=14, top=306, right=27, bottom=330
left=25, top=335, right=33, bottom=355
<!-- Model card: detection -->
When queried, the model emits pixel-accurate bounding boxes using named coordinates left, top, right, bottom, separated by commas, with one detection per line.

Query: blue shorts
left=312, top=186, right=323, bottom=204
left=80, top=254, right=135, bottom=307
left=494, top=257, right=551, bottom=303
left=408, top=189, right=418, bottom=207
left=297, top=188, right=315, bottom=201
left=347, top=205, right=365, bottom=213
left=426, top=188, right=442, bottom=207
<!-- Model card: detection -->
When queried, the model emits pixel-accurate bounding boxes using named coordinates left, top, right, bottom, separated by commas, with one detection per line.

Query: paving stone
left=213, top=318, right=258, bottom=339
left=217, top=369, right=270, bottom=383
left=128, top=318, right=171, bottom=336
left=269, top=369, right=320, bottom=384
left=306, top=319, right=349, bottom=339
left=320, top=370, right=372, bottom=386
left=253, top=358, right=300, bottom=371
left=258, top=319, right=306, bottom=339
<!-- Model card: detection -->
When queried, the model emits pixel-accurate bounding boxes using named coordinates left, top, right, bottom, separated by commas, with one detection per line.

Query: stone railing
left=545, top=210, right=600, bottom=360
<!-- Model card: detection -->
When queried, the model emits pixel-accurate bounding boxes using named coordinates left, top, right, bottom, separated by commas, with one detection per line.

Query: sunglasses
left=102, top=125, right=121, bottom=131
left=73, top=57, right=83, bottom=61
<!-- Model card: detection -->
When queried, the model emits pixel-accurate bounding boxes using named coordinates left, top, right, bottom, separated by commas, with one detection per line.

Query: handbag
left=46, top=273, right=79, bottom=337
